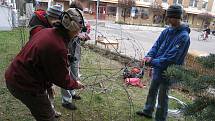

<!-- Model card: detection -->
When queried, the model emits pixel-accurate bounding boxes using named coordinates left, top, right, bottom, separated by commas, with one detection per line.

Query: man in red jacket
left=28, top=4, right=63, bottom=38
left=28, top=4, right=63, bottom=117
left=5, top=8, right=84, bottom=121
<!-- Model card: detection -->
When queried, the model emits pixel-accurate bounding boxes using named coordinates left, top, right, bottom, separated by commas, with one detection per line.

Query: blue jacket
left=147, top=24, right=190, bottom=71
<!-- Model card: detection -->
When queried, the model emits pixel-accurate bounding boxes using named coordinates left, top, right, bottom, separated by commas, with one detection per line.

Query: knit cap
left=47, top=4, right=63, bottom=19
left=166, top=5, right=183, bottom=19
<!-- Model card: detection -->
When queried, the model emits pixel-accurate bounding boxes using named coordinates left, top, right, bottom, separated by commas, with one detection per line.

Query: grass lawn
left=0, top=28, right=193, bottom=121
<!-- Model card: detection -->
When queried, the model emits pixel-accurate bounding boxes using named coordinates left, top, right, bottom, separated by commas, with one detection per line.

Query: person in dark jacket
left=5, top=8, right=84, bottom=121
left=28, top=4, right=63, bottom=38
left=203, top=26, right=210, bottom=40
left=136, top=5, right=190, bottom=121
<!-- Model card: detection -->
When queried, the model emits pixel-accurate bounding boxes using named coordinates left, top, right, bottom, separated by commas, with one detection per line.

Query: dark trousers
left=143, top=69, right=170, bottom=121
left=6, top=84, right=57, bottom=121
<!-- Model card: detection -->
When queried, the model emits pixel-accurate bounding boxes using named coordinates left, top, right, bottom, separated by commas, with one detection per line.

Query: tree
left=118, top=0, right=136, bottom=22
left=149, top=1, right=165, bottom=24
left=165, top=54, right=215, bottom=121
left=198, top=12, right=214, bottom=28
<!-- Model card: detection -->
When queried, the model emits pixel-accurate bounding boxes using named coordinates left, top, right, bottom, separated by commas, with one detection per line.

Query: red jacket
left=29, top=9, right=51, bottom=38
left=29, top=9, right=51, bottom=28
left=5, top=28, right=78, bottom=94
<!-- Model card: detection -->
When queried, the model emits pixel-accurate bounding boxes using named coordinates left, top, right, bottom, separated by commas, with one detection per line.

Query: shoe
left=136, top=110, right=152, bottom=118
left=54, top=110, right=62, bottom=118
left=72, top=95, right=81, bottom=100
left=62, top=103, right=77, bottom=110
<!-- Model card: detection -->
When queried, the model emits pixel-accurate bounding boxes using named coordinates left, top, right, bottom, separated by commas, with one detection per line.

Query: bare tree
left=198, top=12, right=214, bottom=28
left=150, top=1, right=165, bottom=24
left=118, top=0, right=136, bottom=22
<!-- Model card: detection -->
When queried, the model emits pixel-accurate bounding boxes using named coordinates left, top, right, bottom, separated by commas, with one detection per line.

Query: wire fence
left=0, top=11, right=192, bottom=121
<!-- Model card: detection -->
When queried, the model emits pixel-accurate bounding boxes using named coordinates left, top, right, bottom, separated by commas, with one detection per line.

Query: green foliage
left=184, top=99, right=215, bottom=121
left=165, top=65, right=215, bottom=93
left=197, top=75, right=215, bottom=90
left=183, top=97, right=213, bottom=115
left=165, top=54, right=215, bottom=120
left=196, top=104, right=215, bottom=121
left=115, top=20, right=126, bottom=24
left=197, top=54, right=215, bottom=69
left=165, top=65, right=198, bottom=88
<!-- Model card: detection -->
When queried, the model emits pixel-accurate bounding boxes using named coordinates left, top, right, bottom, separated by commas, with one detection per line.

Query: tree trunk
left=123, top=8, right=126, bottom=22
left=116, top=7, right=122, bottom=22
left=201, top=18, right=205, bottom=29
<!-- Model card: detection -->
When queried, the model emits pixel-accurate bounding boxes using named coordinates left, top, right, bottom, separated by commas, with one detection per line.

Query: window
left=131, top=7, right=138, bottom=18
left=202, top=0, right=208, bottom=9
left=107, top=6, right=117, bottom=16
left=189, top=0, right=198, bottom=7
left=162, top=0, right=167, bottom=3
left=140, top=8, right=149, bottom=19
left=129, top=7, right=149, bottom=19
left=153, top=15, right=163, bottom=24
left=173, top=0, right=183, bottom=4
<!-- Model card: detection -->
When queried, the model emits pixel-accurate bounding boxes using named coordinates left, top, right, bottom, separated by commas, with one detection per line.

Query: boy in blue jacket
left=136, top=5, right=190, bottom=121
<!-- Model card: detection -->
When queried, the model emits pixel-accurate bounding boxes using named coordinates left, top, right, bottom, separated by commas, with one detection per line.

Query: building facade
left=11, top=0, right=214, bottom=28
left=85, top=0, right=215, bottom=28
left=35, top=0, right=70, bottom=10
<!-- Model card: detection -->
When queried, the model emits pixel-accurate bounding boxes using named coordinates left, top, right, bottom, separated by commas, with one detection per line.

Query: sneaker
left=136, top=110, right=152, bottom=118
left=62, top=103, right=77, bottom=110
left=72, top=95, right=81, bottom=100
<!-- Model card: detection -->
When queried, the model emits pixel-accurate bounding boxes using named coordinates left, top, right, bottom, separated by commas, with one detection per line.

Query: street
left=87, top=21, right=215, bottom=59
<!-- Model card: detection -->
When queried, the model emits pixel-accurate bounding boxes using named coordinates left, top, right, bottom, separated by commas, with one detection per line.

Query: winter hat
left=47, top=4, right=63, bottom=19
left=166, top=5, right=183, bottom=19
left=61, top=8, right=84, bottom=32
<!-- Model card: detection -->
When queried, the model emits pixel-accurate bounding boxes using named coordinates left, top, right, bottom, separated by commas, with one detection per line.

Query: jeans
left=61, top=89, right=76, bottom=104
left=143, top=68, right=170, bottom=121
left=61, top=39, right=80, bottom=104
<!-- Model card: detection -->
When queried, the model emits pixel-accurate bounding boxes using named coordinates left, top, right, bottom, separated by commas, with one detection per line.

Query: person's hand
left=76, top=81, right=85, bottom=89
left=143, top=57, right=152, bottom=63
left=78, top=33, right=90, bottom=41
left=140, top=57, right=152, bottom=67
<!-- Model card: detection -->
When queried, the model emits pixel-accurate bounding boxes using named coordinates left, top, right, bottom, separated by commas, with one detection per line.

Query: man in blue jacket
left=136, top=5, right=190, bottom=121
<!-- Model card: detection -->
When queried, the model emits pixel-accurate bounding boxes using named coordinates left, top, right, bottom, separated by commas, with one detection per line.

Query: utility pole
left=95, top=0, right=99, bottom=44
